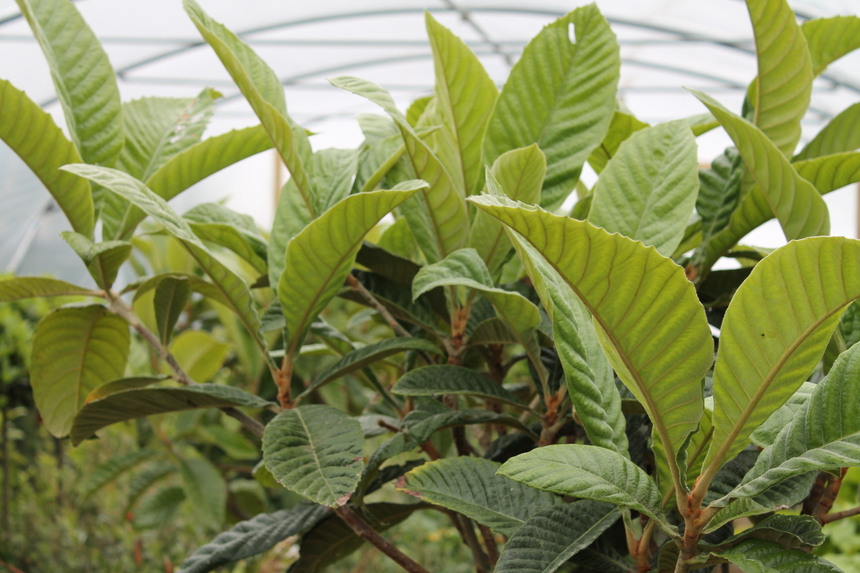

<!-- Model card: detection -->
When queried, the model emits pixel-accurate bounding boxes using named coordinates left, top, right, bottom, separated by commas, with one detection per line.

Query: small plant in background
left=1, top=0, right=860, bottom=572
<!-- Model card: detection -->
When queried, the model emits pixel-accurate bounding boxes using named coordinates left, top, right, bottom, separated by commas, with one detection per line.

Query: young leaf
left=152, top=276, right=190, bottom=346
left=425, top=12, right=498, bottom=196
left=398, top=457, right=561, bottom=536
left=693, top=90, right=829, bottom=241
left=694, top=147, right=743, bottom=263
left=278, top=183, right=424, bottom=357
left=795, top=102, right=860, bottom=161
left=587, top=111, right=649, bottom=174
left=498, top=445, right=676, bottom=534
left=178, top=456, right=226, bottom=528
left=750, top=382, right=816, bottom=448
left=0, top=277, right=98, bottom=301
left=588, top=119, right=699, bottom=257
left=483, top=4, right=619, bottom=211
left=495, top=501, right=620, bottom=573
left=801, top=15, right=860, bottom=76
left=393, top=365, right=528, bottom=410
left=71, top=384, right=274, bottom=445
left=330, top=76, right=470, bottom=263
left=702, top=237, right=860, bottom=480
left=470, top=196, right=712, bottom=476
left=61, top=232, right=131, bottom=290
left=31, top=305, right=130, bottom=438
left=16, top=0, right=123, bottom=167
left=0, top=80, right=94, bottom=237
left=712, top=538, right=841, bottom=573
left=168, top=330, right=230, bottom=383
left=262, top=405, right=364, bottom=507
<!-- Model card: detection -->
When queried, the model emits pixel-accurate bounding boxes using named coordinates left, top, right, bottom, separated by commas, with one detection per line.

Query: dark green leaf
left=393, top=365, right=528, bottom=410
left=153, top=276, right=190, bottom=346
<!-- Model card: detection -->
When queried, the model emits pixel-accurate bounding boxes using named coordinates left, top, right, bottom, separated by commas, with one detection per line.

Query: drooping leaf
left=185, top=203, right=268, bottom=274
left=495, top=501, right=620, bottom=573
left=470, top=195, right=712, bottom=470
left=393, top=365, right=528, bottom=410
left=168, top=330, right=230, bottom=383
left=795, top=102, right=860, bottom=161
left=708, top=514, right=824, bottom=551
left=331, top=76, right=470, bottom=263
left=587, top=111, right=649, bottom=174
left=498, top=444, right=675, bottom=533
left=588, top=119, right=699, bottom=256
left=713, top=538, right=841, bottom=573
left=278, top=183, right=423, bottom=357
left=693, top=90, right=829, bottom=241
left=262, top=405, right=364, bottom=507
left=702, top=237, right=860, bottom=480
left=71, top=384, right=273, bottom=445
left=16, top=0, right=123, bottom=166
left=31, top=305, right=130, bottom=438
left=60, top=232, right=131, bottom=290
left=133, top=485, right=186, bottom=530
left=79, top=449, right=157, bottom=500
left=483, top=4, right=619, bottom=210
left=85, top=376, right=167, bottom=403
left=801, top=15, right=860, bottom=76
left=0, top=277, right=98, bottom=301
left=0, top=79, right=93, bottom=236
left=398, top=457, right=561, bottom=536
left=153, top=276, right=190, bottom=346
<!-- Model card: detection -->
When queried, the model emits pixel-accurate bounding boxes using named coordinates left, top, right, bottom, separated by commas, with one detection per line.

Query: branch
left=822, top=504, right=860, bottom=524
left=347, top=273, right=413, bottom=339
left=333, top=505, right=430, bottom=573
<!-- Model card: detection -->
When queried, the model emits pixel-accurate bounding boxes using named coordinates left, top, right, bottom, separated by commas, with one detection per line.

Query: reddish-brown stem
left=477, top=523, right=499, bottom=568
left=812, top=468, right=848, bottom=523
left=333, top=506, right=430, bottom=573
left=822, top=504, right=860, bottom=524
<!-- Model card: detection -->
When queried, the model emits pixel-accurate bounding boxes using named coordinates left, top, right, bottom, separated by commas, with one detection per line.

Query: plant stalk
left=333, top=505, right=430, bottom=573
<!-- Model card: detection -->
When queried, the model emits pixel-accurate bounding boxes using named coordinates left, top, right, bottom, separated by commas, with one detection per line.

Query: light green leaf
left=693, top=147, right=743, bottom=266
left=262, top=405, right=364, bottom=507
left=398, top=457, right=561, bottom=536
left=470, top=195, right=712, bottom=474
left=795, top=102, right=860, bottom=161
left=750, top=382, right=816, bottom=447
left=0, top=277, right=98, bottom=301
left=79, top=449, right=157, bottom=500
left=495, top=501, right=620, bottom=573
left=70, top=384, right=273, bottom=446
left=133, top=486, right=186, bottom=530
left=498, top=444, right=675, bottom=533
left=588, top=119, right=699, bottom=256
left=702, top=237, right=860, bottom=479
left=801, top=15, right=860, bottom=76
left=186, top=203, right=268, bottom=274
left=587, top=111, right=649, bottom=174
left=713, top=539, right=841, bottom=573
left=60, top=232, right=131, bottom=290
left=168, top=330, right=230, bottom=383
left=483, top=4, right=620, bottom=211
left=16, top=0, right=123, bottom=166
left=279, top=183, right=423, bottom=356
left=178, top=456, right=226, bottom=527
left=746, top=0, right=813, bottom=157
left=393, top=364, right=528, bottom=410
left=425, top=12, right=497, bottom=196
left=308, top=148, right=360, bottom=214
left=0, top=79, right=93, bottom=236
left=330, top=76, right=470, bottom=263
left=31, top=305, right=130, bottom=438
left=693, top=90, right=829, bottom=241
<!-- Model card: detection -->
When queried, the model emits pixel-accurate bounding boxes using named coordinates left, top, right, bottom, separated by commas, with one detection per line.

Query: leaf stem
left=333, top=505, right=430, bottom=573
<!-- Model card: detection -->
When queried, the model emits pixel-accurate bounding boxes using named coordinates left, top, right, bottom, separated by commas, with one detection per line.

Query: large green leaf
left=331, top=76, right=469, bottom=263
left=263, top=405, right=364, bottom=507
left=183, top=0, right=313, bottom=208
left=31, top=305, right=130, bottom=438
left=178, top=456, right=226, bottom=527
left=425, top=12, right=497, bottom=196
left=483, top=4, right=619, bottom=210
left=498, top=445, right=675, bottom=533
left=588, top=119, right=699, bottom=256
left=713, top=539, right=841, bottom=573
left=278, top=183, right=423, bottom=357
left=398, top=457, right=561, bottom=536
left=470, top=196, right=712, bottom=475
left=495, top=501, right=620, bottom=573
left=0, top=80, right=93, bottom=236
left=701, top=237, right=860, bottom=480
left=470, top=146, right=546, bottom=276
left=16, top=0, right=123, bottom=166
left=0, top=277, right=97, bottom=301
left=70, top=384, right=273, bottom=445
left=801, top=15, right=860, bottom=76
left=795, top=103, right=860, bottom=161
left=60, top=232, right=131, bottom=290
left=392, top=364, right=528, bottom=410
left=178, top=504, right=331, bottom=573
left=746, top=0, right=813, bottom=157
left=587, top=111, right=649, bottom=174
left=693, top=90, right=829, bottom=241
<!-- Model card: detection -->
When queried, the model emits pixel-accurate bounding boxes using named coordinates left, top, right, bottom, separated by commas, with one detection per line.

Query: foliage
left=2, top=0, right=860, bottom=572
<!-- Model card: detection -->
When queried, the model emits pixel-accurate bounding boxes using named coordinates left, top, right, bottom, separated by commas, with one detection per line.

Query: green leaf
left=196, top=424, right=258, bottom=460
left=746, top=0, right=813, bottom=157
left=79, top=449, right=157, bottom=500
left=117, top=126, right=273, bottom=239
left=153, top=276, right=190, bottom=346
left=262, top=405, right=364, bottom=507
left=587, top=111, right=649, bottom=174
left=393, top=365, right=529, bottom=410
left=795, top=103, right=860, bottom=161
left=129, top=272, right=233, bottom=310
left=694, top=147, right=743, bottom=264
left=470, top=147, right=546, bottom=276
left=705, top=472, right=816, bottom=533
left=0, top=79, right=94, bottom=236
left=133, top=485, right=186, bottom=530
left=398, top=457, right=561, bottom=536
left=299, top=338, right=442, bottom=399
left=125, top=463, right=176, bottom=515
left=31, top=305, right=130, bottom=438
left=801, top=15, right=860, bottom=76
left=168, top=330, right=230, bottom=383
left=342, top=271, right=442, bottom=334
left=588, top=119, right=699, bottom=256
left=425, top=12, right=497, bottom=196
left=279, top=183, right=423, bottom=356
left=355, top=241, right=423, bottom=286
left=0, top=277, right=97, bottom=301
left=70, top=384, right=273, bottom=445
left=470, top=196, right=712, bottom=473
left=713, top=539, right=841, bottom=572
left=495, top=501, right=620, bottom=573
left=702, top=237, right=860, bottom=479
left=750, top=382, right=815, bottom=447
left=16, top=0, right=123, bottom=166
left=60, top=232, right=131, bottom=290
left=709, top=514, right=824, bottom=551
left=186, top=203, right=268, bottom=274
left=183, top=0, right=313, bottom=209
left=483, top=4, right=620, bottom=211
left=693, top=90, right=829, bottom=241
left=85, top=376, right=167, bottom=403
left=498, top=444, right=675, bottom=533
left=330, top=76, right=470, bottom=263
left=177, top=504, right=331, bottom=573
left=178, top=456, right=226, bottom=528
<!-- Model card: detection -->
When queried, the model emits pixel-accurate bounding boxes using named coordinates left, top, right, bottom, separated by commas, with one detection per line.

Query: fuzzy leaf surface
left=393, top=364, right=528, bottom=409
